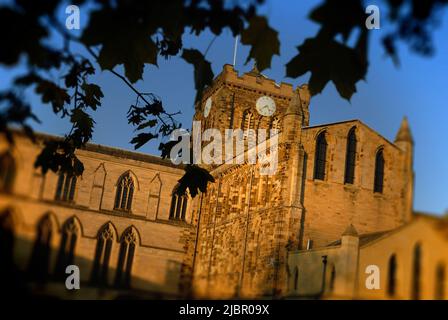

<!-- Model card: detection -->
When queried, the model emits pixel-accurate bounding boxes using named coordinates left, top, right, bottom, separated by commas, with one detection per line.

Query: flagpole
left=233, top=35, right=239, bottom=66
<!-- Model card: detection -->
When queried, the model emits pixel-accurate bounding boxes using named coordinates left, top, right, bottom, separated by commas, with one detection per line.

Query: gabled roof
left=303, top=119, right=401, bottom=151
left=327, top=213, right=448, bottom=249
left=327, top=230, right=391, bottom=247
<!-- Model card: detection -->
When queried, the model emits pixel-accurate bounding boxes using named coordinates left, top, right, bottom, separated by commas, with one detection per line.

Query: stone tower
left=189, top=65, right=311, bottom=298
left=193, top=64, right=309, bottom=136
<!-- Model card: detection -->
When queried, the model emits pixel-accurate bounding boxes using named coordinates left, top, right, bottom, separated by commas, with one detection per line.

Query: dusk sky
left=1, top=0, right=447, bottom=214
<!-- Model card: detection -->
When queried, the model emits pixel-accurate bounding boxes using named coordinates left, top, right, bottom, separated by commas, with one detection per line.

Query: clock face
left=256, top=96, right=276, bottom=116
left=204, top=97, right=212, bottom=118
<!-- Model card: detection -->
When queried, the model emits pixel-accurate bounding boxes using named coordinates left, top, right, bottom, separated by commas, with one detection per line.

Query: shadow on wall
left=0, top=211, right=185, bottom=299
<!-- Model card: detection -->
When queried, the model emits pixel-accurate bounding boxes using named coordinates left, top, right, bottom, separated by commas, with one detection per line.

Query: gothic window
left=169, top=184, right=188, bottom=221
left=28, top=214, right=54, bottom=282
left=241, top=110, right=255, bottom=131
left=294, top=267, right=299, bottom=291
left=435, top=263, right=445, bottom=300
left=374, top=149, right=385, bottom=193
left=241, top=110, right=255, bottom=141
left=115, top=227, right=138, bottom=288
left=329, top=265, right=336, bottom=292
left=114, top=173, right=134, bottom=211
left=344, top=127, right=357, bottom=184
left=91, top=223, right=115, bottom=286
left=314, top=131, right=327, bottom=180
left=169, top=186, right=188, bottom=221
left=55, top=173, right=77, bottom=202
left=0, top=152, right=15, bottom=193
left=0, top=209, right=15, bottom=271
left=270, top=117, right=280, bottom=132
left=54, top=217, right=79, bottom=278
left=411, top=243, right=422, bottom=299
left=387, top=254, right=397, bottom=297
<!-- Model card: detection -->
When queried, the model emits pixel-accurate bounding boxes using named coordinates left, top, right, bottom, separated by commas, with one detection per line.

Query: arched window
left=435, top=263, right=445, bottom=300
left=91, top=223, right=115, bottom=286
left=54, top=217, right=79, bottom=278
left=411, top=243, right=422, bottom=299
left=374, top=149, right=385, bottom=193
left=115, top=227, right=138, bottom=288
left=241, top=110, right=255, bottom=141
left=387, top=254, right=397, bottom=297
left=329, top=265, right=336, bottom=292
left=28, top=214, right=54, bottom=282
left=294, top=267, right=299, bottom=291
left=0, top=152, right=15, bottom=193
left=169, top=185, right=188, bottom=221
left=270, top=117, right=281, bottom=132
left=55, top=173, right=77, bottom=202
left=114, top=173, right=134, bottom=211
left=344, top=128, right=357, bottom=184
left=241, top=110, right=255, bottom=132
left=314, top=131, right=327, bottom=180
left=0, top=209, right=15, bottom=273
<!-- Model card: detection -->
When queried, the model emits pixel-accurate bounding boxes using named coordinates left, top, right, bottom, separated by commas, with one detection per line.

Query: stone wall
left=300, top=120, right=412, bottom=247
left=0, top=133, right=191, bottom=297
left=287, top=216, right=448, bottom=300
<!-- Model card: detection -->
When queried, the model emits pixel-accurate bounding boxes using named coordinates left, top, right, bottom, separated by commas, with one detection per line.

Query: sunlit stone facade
left=1, top=65, right=446, bottom=299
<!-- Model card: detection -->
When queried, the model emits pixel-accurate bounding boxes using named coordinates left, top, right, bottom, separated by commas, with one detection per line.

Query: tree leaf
left=309, top=0, right=365, bottom=41
left=81, top=83, right=104, bottom=110
left=130, top=132, right=157, bottom=149
left=241, top=16, right=280, bottom=71
left=159, top=140, right=179, bottom=159
left=181, top=49, right=213, bottom=103
left=176, top=165, right=215, bottom=198
left=35, top=80, right=70, bottom=113
left=73, top=155, right=85, bottom=176
left=286, top=32, right=368, bottom=100
left=0, top=8, right=48, bottom=66
left=71, top=108, right=95, bottom=143
left=81, top=8, right=158, bottom=83
left=136, top=119, right=157, bottom=130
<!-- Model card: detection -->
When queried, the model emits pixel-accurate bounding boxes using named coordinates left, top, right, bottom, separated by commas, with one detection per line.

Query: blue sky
left=1, top=1, right=447, bottom=214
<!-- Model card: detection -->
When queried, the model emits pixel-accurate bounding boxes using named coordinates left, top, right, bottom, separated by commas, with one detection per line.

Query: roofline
left=359, top=214, right=446, bottom=249
left=303, top=119, right=360, bottom=129
left=6, top=129, right=185, bottom=170
left=413, top=211, right=445, bottom=220
left=303, top=119, right=401, bottom=151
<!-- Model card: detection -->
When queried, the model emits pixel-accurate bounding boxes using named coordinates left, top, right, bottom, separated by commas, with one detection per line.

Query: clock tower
left=189, top=64, right=312, bottom=298
left=193, top=64, right=310, bottom=140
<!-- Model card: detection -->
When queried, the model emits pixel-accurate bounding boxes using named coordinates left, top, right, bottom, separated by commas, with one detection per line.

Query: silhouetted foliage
left=241, top=16, right=280, bottom=71
left=0, top=0, right=446, bottom=196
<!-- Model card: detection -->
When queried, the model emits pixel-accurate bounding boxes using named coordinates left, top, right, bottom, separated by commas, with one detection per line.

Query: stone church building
left=1, top=64, right=447, bottom=299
